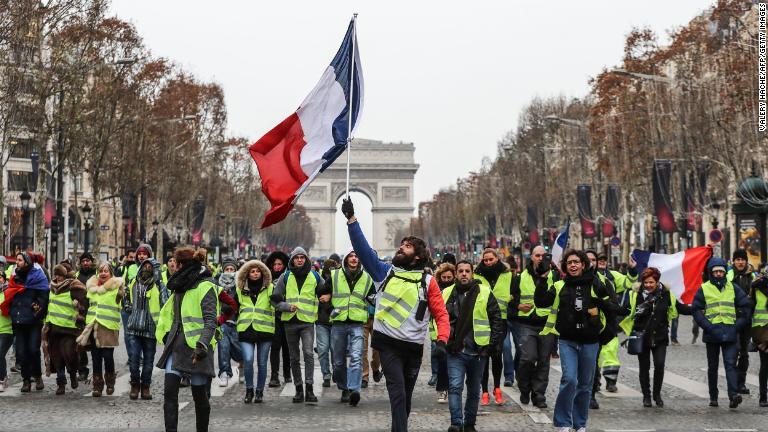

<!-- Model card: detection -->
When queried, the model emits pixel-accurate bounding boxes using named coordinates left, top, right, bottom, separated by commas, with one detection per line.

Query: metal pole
left=345, top=13, right=358, bottom=198
left=55, top=89, right=65, bottom=263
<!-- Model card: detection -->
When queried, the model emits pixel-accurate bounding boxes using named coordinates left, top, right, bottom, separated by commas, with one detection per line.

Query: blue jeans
left=670, top=317, right=679, bottom=342
left=128, top=335, right=157, bottom=385
left=706, top=341, right=738, bottom=399
left=240, top=340, right=272, bottom=390
left=315, top=324, right=332, bottom=380
left=553, top=339, right=600, bottom=429
left=164, top=355, right=208, bottom=386
left=217, top=324, right=241, bottom=377
left=447, top=353, right=486, bottom=427
left=331, top=323, right=364, bottom=392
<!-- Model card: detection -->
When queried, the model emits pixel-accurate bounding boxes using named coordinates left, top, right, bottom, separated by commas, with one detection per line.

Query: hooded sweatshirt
left=270, top=247, right=329, bottom=323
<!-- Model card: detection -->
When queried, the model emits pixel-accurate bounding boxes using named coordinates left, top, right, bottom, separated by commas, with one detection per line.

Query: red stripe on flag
left=679, top=246, right=713, bottom=304
left=249, top=113, right=309, bottom=228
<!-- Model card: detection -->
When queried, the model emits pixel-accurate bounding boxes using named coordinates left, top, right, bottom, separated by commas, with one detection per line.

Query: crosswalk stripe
left=498, top=385, right=552, bottom=424
left=699, top=368, right=760, bottom=387
left=210, top=366, right=239, bottom=397
left=550, top=365, right=643, bottom=398
left=626, top=367, right=709, bottom=399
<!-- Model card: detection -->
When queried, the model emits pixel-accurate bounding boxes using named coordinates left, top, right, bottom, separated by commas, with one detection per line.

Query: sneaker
left=589, top=397, right=599, bottom=409
left=504, top=379, right=514, bottom=387
left=481, top=391, right=490, bottom=406
left=729, top=394, right=743, bottom=409
left=268, top=377, right=281, bottom=388
left=437, top=391, right=448, bottom=403
left=671, top=340, right=680, bottom=346
left=557, top=428, right=571, bottom=432
left=605, top=381, right=617, bottom=393
left=576, top=428, right=586, bottom=432
left=349, top=390, right=361, bottom=407
left=493, top=387, right=504, bottom=405
left=373, top=370, right=382, bottom=383
left=323, top=378, right=331, bottom=388
left=428, top=374, right=437, bottom=386
left=709, top=399, right=719, bottom=407
left=238, top=366, right=244, bottom=384
left=218, top=372, right=229, bottom=388
left=361, top=379, right=368, bottom=389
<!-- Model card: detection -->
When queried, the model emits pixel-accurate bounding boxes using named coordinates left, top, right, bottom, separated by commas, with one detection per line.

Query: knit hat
left=53, top=264, right=70, bottom=278
left=221, top=256, right=238, bottom=270
left=290, top=247, right=308, bottom=260
left=440, top=253, right=457, bottom=266
left=328, top=253, right=342, bottom=266
left=136, top=243, right=153, bottom=257
left=732, top=249, right=748, bottom=261
left=707, top=256, right=727, bottom=274
left=79, top=252, right=94, bottom=262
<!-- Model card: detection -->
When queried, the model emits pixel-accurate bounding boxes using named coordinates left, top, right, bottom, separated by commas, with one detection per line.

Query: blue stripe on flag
left=320, top=19, right=363, bottom=172
left=556, top=224, right=569, bottom=248
left=631, top=249, right=652, bottom=273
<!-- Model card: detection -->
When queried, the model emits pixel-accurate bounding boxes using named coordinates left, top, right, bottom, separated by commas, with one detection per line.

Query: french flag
left=250, top=18, right=363, bottom=228
left=550, top=222, right=570, bottom=270
left=631, top=246, right=712, bottom=304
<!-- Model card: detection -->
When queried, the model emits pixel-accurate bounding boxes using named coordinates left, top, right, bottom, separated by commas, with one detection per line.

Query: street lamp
left=20, top=189, right=31, bottom=251
left=175, top=224, right=182, bottom=245
left=81, top=201, right=92, bottom=254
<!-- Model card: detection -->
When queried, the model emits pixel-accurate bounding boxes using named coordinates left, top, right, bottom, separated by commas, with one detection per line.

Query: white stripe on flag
left=647, top=251, right=686, bottom=299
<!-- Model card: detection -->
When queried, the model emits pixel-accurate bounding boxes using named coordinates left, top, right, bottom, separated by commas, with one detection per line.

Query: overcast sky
left=110, top=0, right=714, bottom=207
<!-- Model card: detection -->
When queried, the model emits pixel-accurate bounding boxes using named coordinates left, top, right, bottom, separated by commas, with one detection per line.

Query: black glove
left=191, top=342, right=208, bottom=364
left=434, top=340, right=447, bottom=359
left=341, top=197, right=355, bottom=220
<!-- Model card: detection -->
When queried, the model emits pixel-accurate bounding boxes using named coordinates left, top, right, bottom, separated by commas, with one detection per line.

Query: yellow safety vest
left=475, top=272, right=512, bottom=320
left=236, top=284, right=275, bottom=334
left=281, top=272, right=319, bottom=323
left=376, top=271, right=422, bottom=329
left=429, top=284, right=453, bottom=341
left=753, top=290, right=768, bottom=328
left=0, top=292, right=12, bottom=334
left=619, top=289, right=678, bottom=335
left=86, top=284, right=122, bottom=331
left=331, top=269, right=371, bottom=323
left=517, top=270, right=551, bottom=318
left=46, top=290, right=77, bottom=329
left=701, top=281, right=736, bottom=325
left=440, top=284, right=492, bottom=346
left=155, top=280, right=219, bottom=348
left=540, top=280, right=606, bottom=336
left=127, top=279, right=162, bottom=324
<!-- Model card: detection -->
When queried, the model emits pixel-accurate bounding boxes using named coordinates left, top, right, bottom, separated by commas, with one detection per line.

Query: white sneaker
left=237, top=366, right=244, bottom=384
left=557, top=428, right=571, bottom=432
left=576, top=428, right=586, bottom=432
left=437, top=391, right=448, bottom=403
left=218, top=372, right=229, bottom=387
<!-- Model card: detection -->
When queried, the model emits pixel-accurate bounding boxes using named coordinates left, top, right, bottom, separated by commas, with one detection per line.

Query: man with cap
left=692, top=256, right=752, bottom=408
left=270, top=247, right=330, bottom=403
left=727, top=249, right=756, bottom=395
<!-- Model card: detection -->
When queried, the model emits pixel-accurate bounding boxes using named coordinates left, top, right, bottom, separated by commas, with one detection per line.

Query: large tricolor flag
left=550, top=222, right=570, bottom=270
left=631, top=246, right=712, bottom=304
left=250, top=18, right=363, bottom=228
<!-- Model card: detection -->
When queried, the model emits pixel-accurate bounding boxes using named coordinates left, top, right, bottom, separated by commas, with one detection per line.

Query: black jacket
left=445, top=280, right=505, bottom=355
left=534, top=272, right=604, bottom=344
left=621, top=286, right=675, bottom=348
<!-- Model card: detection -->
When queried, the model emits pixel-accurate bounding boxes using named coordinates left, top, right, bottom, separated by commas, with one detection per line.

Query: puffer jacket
left=692, top=281, right=751, bottom=344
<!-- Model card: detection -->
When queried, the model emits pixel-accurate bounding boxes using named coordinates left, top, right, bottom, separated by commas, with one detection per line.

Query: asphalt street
left=0, top=318, right=766, bottom=431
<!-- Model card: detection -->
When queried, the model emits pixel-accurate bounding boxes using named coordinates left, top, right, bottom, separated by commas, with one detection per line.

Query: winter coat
left=84, top=276, right=124, bottom=348
left=535, top=272, right=605, bottom=344
left=234, top=260, right=273, bottom=343
left=9, top=265, right=50, bottom=325
left=445, top=280, right=505, bottom=355
left=621, top=284, right=676, bottom=348
left=691, top=280, right=751, bottom=344
left=47, top=278, right=88, bottom=337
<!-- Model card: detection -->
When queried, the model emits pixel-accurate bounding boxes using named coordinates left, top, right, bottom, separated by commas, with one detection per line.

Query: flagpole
left=345, top=13, right=357, bottom=198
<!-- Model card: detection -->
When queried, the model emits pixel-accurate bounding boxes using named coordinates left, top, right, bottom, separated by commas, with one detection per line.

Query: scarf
left=475, top=260, right=506, bottom=285
left=50, top=279, right=73, bottom=295
left=167, top=261, right=204, bottom=293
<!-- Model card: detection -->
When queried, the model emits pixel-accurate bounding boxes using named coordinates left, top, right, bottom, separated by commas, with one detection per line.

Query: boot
left=244, top=388, right=254, bottom=404
left=56, top=379, right=66, bottom=396
left=105, top=372, right=116, bottom=396
left=653, top=393, right=664, bottom=408
left=268, top=373, right=280, bottom=388
left=341, top=389, right=351, bottom=403
left=642, top=396, right=652, bottom=407
left=141, top=384, right=153, bottom=400
left=605, top=378, right=618, bottom=393
left=737, top=384, right=750, bottom=395
left=163, top=374, right=181, bottom=432
left=304, top=383, right=318, bottom=403
left=20, top=379, right=31, bottom=393
left=191, top=384, right=211, bottom=432
left=34, top=375, right=44, bottom=391
left=254, top=389, right=263, bottom=403
left=729, top=394, right=743, bottom=409
left=589, top=397, right=599, bottom=409
left=91, top=374, right=104, bottom=397
left=130, top=383, right=140, bottom=400
left=69, top=372, right=79, bottom=390
left=759, top=391, right=768, bottom=407
left=292, top=384, right=304, bottom=403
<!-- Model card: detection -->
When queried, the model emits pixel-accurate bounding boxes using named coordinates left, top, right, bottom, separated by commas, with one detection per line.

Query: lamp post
left=20, top=189, right=31, bottom=251
left=175, top=224, right=182, bottom=246
left=81, top=201, right=92, bottom=254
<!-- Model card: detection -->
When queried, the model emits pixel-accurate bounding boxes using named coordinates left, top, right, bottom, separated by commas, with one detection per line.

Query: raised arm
left=343, top=198, right=390, bottom=282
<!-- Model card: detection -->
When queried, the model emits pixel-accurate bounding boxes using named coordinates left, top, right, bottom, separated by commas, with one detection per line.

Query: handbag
left=626, top=329, right=645, bottom=355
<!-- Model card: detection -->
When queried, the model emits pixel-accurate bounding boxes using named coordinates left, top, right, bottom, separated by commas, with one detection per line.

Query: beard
left=391, top=251, right=415, bottom=269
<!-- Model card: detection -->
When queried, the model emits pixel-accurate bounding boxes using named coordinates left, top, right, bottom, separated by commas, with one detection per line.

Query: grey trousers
left=516, top=322, right=556, bottom=402
left=284, top=322, right=316, bottom=385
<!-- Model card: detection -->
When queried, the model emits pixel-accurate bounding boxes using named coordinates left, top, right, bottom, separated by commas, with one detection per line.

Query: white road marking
left=699, top=367, right=760, bottom=387
left=627, top=367, right=709, bottom=399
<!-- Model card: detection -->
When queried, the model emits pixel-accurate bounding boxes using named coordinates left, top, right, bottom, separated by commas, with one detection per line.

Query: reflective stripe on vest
left=518, top=270, right=550, bottom=318
left=474, top=272, right=512, bottom=320
left=127, top=279, right=162, bottom=324
left=701, top=281, right=737, bottom=325
left=540, top=280, right=605, bottom=336
left=472, top=285, right=491, bottom=345
left=0, top=292, right=12, bottom=334
left=375, top=272, right=421, bottom=329
left=331, top=269, right=371, bottom=323
left=86, top=286, right=122, bottom=331
left=281, top=273, right=318, bottom=323
left=236, top=284, right=276, bottom=334
left=753, top=290, right=768, bottom=328
left=155, top=280, right=219, bottom=349
left=46, top=291, right=77, bottom=328
left=429, top=283, right=454, bottom=340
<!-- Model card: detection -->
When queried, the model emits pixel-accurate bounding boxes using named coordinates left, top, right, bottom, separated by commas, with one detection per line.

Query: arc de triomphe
left=298, top=139, right=418, bottom=258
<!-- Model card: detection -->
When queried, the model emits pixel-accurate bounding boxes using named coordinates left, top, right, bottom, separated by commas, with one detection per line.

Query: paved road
left=0, top=319, right=766, bottom=431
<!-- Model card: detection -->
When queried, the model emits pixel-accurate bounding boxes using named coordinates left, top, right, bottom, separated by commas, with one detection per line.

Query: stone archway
left=297, top=138, right=418, bottom=257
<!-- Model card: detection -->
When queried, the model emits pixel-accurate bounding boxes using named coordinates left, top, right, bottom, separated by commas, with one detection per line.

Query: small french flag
left=631, top=246, right=712, bottom=304
left=550, top=222, right=570, bottom=270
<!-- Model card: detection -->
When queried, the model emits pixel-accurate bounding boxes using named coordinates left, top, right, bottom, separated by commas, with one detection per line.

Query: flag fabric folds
left=551, top=222, right=570, bottom=270
left=631, top=246, right=712, bottom=304
left=250, top=19, right=363, bottom=228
